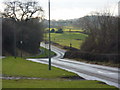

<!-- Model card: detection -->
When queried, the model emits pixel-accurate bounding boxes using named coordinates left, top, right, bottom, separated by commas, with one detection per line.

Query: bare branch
left=2, top=1, right=44, bottom=21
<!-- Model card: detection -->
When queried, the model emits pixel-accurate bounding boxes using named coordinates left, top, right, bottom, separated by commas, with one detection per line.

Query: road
left=27, top=43, right=120, bottom=88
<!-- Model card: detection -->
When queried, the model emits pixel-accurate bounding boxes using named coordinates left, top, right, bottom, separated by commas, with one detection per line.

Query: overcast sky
left=0, top=0, right=119, bottom=20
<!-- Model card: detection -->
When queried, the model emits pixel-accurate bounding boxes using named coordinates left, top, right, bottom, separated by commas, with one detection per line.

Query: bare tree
left=2, top=1, right=44, bottom=21
left=80, top=12, right=118, bottom=54
left=2, top=1, right=45, bottom=56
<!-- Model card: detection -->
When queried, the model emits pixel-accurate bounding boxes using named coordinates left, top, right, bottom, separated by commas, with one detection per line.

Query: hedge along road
left=27, top=42, right=120, bottom=88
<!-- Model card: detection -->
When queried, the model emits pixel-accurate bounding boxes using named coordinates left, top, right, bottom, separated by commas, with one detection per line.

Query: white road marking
left=98, top=71, right=116, bottom=74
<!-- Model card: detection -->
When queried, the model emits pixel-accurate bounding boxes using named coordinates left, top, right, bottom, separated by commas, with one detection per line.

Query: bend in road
left=27, top=43, right=120, bottom=88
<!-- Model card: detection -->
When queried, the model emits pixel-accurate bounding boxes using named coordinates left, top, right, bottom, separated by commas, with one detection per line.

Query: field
left=63, top=28, right=84, bottom=32
left=45, top=31, right=87, bottom=49
left=2, top=57, right=117, bottom=88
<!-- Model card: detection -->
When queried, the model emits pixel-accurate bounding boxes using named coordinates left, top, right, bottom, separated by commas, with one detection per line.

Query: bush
left=55, top=28, right=63, bottom=33
left=50, top=29, right=55, bottom=33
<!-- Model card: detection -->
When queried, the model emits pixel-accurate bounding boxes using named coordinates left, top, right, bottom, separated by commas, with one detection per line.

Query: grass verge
left=2, top=57, right=118, bottom=88
left=2, top=57, right=75, bottom=78
left=28, top=47, right=56, bottom=58
left=3, top=79, right=117, bottom=88
left=74, top=58, right=120, bottom=68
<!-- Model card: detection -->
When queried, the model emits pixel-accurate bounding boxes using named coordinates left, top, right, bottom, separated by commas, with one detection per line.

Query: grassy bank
left=28, top=47, right=56, bottom=58
left=75, top=58, right=120, bottom=68
left=2, top=57, right=118, bottom=88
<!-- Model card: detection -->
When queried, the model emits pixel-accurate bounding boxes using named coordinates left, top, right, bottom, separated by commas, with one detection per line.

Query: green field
left=45, top=32, right=87, bottom=49
left=63, top=28, right=84, bottom=32
left=2, top=57, right=117, bottom=88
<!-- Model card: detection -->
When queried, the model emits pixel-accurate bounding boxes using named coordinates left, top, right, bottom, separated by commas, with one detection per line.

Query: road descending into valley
left=27, top=43, right=120, bottom=88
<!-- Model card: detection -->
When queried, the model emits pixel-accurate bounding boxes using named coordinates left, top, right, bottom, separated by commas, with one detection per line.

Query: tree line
left=2, top=1, right=44, bottom=56
left=70, top=12, right=119, bottom=54
left=79, top=13, right=119, bottom=54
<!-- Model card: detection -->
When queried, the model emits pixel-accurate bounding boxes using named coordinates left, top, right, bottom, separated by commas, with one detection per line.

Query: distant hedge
left=64, top=51, right=119, bottom=64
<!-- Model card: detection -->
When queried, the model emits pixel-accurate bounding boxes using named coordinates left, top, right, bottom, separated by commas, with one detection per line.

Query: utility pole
left=14, top=20, right=17, bottom=59
left=13, top=2, right=17, bottom=59
left=20, top=31, right=23, bottom=58
left=48, top=0, right=51, bottom=70
left=118, top=1, right=120, bottom=18
left=69, top=29, right=72, bottom=49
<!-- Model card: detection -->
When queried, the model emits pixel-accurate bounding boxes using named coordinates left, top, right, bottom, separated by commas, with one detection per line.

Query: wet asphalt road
left=27, top=43, right=120, bottom=88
